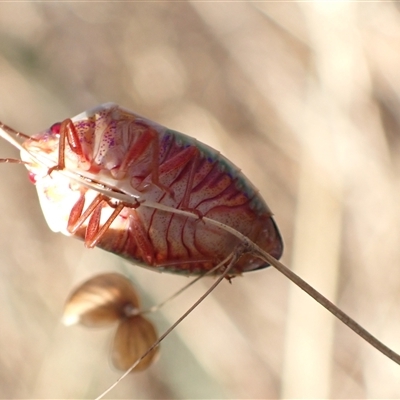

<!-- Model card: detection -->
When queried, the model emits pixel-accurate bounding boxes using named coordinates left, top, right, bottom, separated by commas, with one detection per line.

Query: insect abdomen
left=79, top=111, right=282, bottom=274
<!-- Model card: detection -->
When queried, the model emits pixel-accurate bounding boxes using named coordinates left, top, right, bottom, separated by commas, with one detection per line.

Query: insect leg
left=85, top=203, right=125, bottom=248
left=142, top=145, right=200, bottom=202
left=84, top=197, right=143, bottom=250
left=48, top=118, right=85, bottom=174
left=128, top=211, right=154, bottom=265
left=154, top=145, right=204, bottom=219
left=114, top=124, right=157, bottom=179
left=67, top=193, right=106, bottom=234
left=116, top=123, right=171, bottom=193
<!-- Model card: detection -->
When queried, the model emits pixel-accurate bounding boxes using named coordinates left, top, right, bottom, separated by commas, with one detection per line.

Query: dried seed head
left=62, top=273, right=140, bottom=327
left=112, top=315, right=159, bottom=372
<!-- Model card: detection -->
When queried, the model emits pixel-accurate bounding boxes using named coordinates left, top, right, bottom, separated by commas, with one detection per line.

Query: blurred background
left=0, top=2, right=400, bottom=398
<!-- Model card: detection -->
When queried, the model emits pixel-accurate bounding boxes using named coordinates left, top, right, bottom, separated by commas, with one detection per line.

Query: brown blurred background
left=0, top=2, right=400, bottom=398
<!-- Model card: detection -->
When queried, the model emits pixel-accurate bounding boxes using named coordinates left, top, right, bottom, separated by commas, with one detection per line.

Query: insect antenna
left=0, top=158, right=26, bottom=165
left=0, top=120, right=84, bottom=180
left=0, top=121, right=34, bottom=142
left=0, top=121, right=37, bottom=151
left=0, top=121, right=40, bottom=167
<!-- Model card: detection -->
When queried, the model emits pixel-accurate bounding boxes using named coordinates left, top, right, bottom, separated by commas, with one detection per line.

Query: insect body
left=18, top=103, right=283, bottom=275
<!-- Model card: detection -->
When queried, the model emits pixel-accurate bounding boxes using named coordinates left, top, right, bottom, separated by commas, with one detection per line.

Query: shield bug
left=0, top=103, right=399, bottom=398
left=1, top=103, right=283, bottom=275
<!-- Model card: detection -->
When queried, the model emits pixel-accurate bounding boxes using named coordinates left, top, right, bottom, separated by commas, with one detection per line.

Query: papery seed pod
left=112, top=315, right=159, bottom=372
left=63, top=273, right=140, bottom=327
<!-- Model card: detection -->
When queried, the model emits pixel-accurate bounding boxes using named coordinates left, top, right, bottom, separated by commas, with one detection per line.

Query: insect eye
left=28, top=172, right=37, bottom=184
left=50, top=122, right=61, bottom=135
